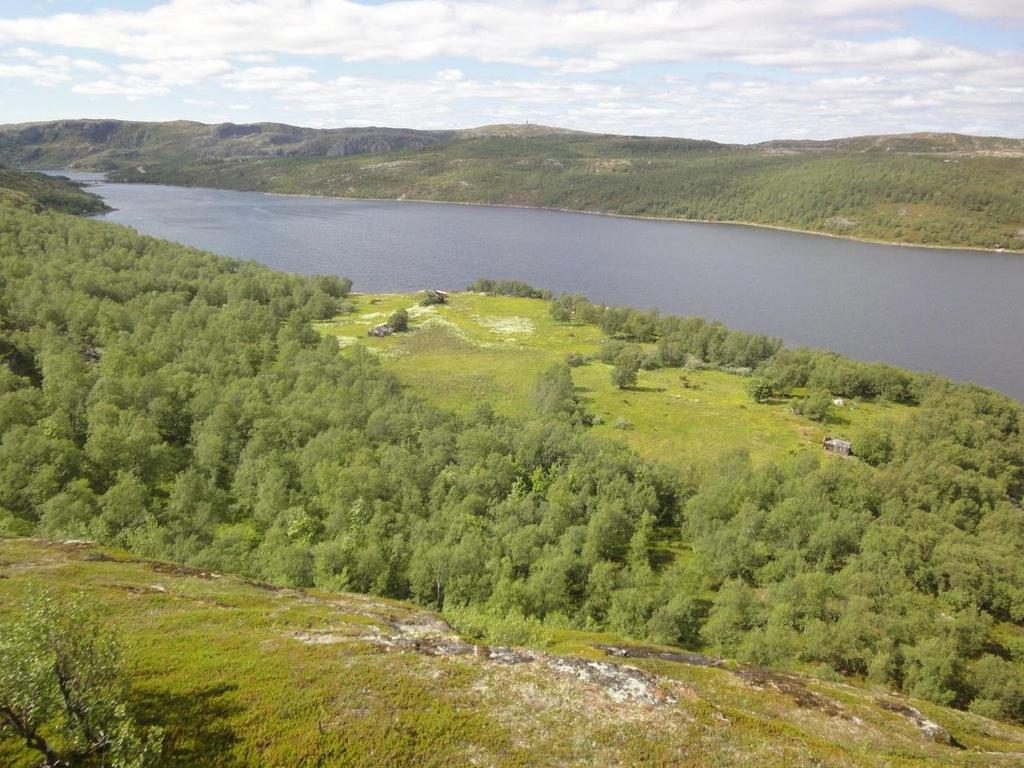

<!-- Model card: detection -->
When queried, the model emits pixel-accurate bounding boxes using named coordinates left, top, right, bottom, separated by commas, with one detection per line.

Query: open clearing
left=316, top=292, right=912, bottom=470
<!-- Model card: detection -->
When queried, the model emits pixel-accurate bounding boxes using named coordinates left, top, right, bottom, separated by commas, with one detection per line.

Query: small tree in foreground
left=0, top=593, right=162, bottom=768
left=746, top=376, right=773, bottom=403
left=610, top=349, right=641, bottom=389
left=531, top=363, right=576, bottom=417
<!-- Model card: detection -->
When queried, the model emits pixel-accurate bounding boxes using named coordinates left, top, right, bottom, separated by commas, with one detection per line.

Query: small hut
left=419, top=289, right=448, bottom=306
left=822, top=437, right=853, bottom=457
left=368, top=323, right=394, bottom=337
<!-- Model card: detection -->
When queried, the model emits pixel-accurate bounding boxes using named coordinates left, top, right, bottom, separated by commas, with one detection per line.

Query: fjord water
left=63, top=173, right=1023, bottom=400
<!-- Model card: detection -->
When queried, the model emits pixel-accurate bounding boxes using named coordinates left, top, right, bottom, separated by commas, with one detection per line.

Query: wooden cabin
left=419, top=289, right=448, bottom=306
left=822, top=437, right=853, bottom=457
left=368, top=323, right=395, bottom=337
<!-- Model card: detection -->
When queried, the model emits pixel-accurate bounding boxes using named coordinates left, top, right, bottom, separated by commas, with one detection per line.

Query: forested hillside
left=760, top=132, right=1024, bottom=154
left=110, top=134, right=1024, bottom=251
left=3, top=118, right=1022, bottom=250
left=0, top=166, right=108, bottom=214
left=1, top=190, right=1023, bottom=729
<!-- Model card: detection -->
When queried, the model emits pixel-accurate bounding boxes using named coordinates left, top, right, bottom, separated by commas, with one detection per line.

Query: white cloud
left=72, top=78, right=169, bottom=98
left=435, top=68, right=463, bottom=83
left=222, top=65, right=316, bottom=93
left=0, top=1, right=1020, bottom=140
left=202, top=62, right=1023, bottom=141
left=73, top=58, right=108, bottom=73
left=0, top=62, right=69, bottom=86
left=121, top=58, right=233, bottom=85
left=0, top=0, right=1018, bottom=75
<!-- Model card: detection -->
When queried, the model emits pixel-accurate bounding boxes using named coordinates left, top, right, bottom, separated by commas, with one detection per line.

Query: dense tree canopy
left=2, top=201, right=1023, bottom=723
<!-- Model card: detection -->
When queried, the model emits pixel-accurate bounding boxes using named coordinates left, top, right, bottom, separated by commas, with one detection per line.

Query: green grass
left=316, top=291, right=913, bottom=471
left=3, top=539, right=1024, bottom=767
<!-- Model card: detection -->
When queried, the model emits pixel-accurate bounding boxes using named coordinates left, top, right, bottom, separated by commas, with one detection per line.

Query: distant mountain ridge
left=0, top=118, right=458, bottom=169
left=760, top=131, right=1024, bottom=155
left=3, top=118, right=1021, bottom=171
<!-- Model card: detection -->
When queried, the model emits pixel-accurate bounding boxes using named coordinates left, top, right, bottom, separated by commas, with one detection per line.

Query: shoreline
left=256, top=190, right=1024, bottom=256
left=40, top=169, right=1024, bottom=255
left=33, top=171, right=1024, bottom=402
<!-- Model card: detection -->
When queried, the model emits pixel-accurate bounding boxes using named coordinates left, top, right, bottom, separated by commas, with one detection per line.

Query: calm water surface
left=56, top=172, right=1023, bottom=400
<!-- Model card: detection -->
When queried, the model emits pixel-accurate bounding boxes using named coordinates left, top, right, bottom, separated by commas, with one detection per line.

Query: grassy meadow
left=315, top=291, right=912, bottom=471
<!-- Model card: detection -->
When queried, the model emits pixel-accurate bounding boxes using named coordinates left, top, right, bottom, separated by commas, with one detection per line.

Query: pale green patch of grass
left=333, top=335, right=360, bottom=348
left=475, top=315, right=536, bottom=335
left=317, top=292, right=914, bottom=471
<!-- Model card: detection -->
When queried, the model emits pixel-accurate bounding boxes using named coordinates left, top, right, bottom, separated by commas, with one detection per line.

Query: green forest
left=1, top=174, right=1023, bottom=733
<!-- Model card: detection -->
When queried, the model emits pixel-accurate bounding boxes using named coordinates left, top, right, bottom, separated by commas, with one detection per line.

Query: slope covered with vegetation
left=8, top=539, right=1024, bottom=767
left=1, top=188, right=1023, bottom=730
left=3, top=118, right=1022, bottom=250
left=0, top=167, right=108, bottom=214
left=110, top=134, right=1024, bottom=251
left=760, top=132, right=1024, bottom=154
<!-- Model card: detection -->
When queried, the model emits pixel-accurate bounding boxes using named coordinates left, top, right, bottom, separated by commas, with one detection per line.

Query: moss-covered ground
left=3, top=539, right=1023, bottom=767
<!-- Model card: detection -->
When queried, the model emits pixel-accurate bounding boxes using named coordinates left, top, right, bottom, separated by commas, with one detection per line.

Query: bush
left=467, top=278, right=549, bottom=299
left=0, top=593, right=163, bottom=767
left=792, top=390, right=833, bottom=422
left=531, top=363, right=576, bottom=417
left=611, top=349, right=641, bottom=389
left=970, top=655, right=1024, bottom=722
left=597, top=340, right=633, bottom=364
left=855, top=426, right=893, bottom=466
left=388, top=308, right=409, bottom=332
left=640, top=351, right=661, bottom=371
left=747, top=376, right=773, bottom=403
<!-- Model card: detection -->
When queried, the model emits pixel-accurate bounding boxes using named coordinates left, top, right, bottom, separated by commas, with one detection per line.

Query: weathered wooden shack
left=822, top=437, right=853, bottom=457
left=419, top=289, right=448, bottom=306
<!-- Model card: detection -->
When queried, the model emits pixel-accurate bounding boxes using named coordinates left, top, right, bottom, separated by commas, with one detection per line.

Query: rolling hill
left=2, top=119, right=1022, bottom=250
left=760, top=132, right=1024, bottom=155
left=0, top=119, right=457, bottom=170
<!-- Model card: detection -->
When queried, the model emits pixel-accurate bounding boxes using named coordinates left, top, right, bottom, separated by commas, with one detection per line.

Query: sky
left=0, top=1, right=1021, bottom=142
